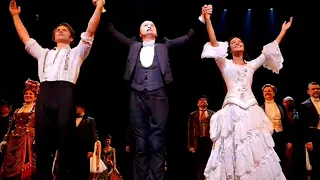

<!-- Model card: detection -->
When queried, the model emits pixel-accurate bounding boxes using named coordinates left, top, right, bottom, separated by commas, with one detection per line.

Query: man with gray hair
left=300, top=82, right=320, bottom=179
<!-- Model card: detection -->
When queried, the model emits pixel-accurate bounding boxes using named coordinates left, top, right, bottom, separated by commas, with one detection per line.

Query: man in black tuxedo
left=107, top=5, right=212, bottom=180
left=73, top=103, right=98, bottom=180
left=300, top=82, right=320, bottom=180
left=125, top=126, right=168, bottom=179
left=52, top=103, right=98, bottom=179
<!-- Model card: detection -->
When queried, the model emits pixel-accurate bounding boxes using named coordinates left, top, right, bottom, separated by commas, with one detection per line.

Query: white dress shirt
left=311, top=97, right=320, bottom=115
left=25, top=33, right=94, bottom=84
left=310, top=97, right=320, bottom=128
left=140, top=40, right=155, bottom=68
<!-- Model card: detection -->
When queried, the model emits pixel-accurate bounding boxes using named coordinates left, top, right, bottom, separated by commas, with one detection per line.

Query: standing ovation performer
left=201, top=6, right=293, bottom=180
left=106, top=4, right=212, bottom=180
left=9, top=0, right=105, bottom=179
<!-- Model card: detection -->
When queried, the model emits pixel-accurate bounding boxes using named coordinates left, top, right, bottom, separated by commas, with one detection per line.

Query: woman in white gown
left=201, top=6, right=293, bottom=180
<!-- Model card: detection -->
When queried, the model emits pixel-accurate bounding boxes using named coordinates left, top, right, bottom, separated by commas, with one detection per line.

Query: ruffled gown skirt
left=205, top=104, right=286, bottom=180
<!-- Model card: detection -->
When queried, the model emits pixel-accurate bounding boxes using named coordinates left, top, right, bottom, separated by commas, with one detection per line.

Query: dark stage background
left=0, top=0, right=317, bottom=179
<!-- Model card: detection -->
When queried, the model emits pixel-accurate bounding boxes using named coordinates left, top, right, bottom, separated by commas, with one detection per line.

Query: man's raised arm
left=165, top=5, right=212, bottom=49
left=83, top=0, right=105, bottom=38
left=9, top=0, right=46, bottom=60
left=75, top=0, right=105, bottom=59
left=9, top=0, right=30, bottom=45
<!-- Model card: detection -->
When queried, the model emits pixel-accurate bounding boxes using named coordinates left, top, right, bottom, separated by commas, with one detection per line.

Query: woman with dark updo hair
left=200, top=5, right=293, bottom=180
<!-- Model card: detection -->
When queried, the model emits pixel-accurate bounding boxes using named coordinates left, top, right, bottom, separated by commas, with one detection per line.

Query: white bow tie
left=142, top=41, right=155, bottom=47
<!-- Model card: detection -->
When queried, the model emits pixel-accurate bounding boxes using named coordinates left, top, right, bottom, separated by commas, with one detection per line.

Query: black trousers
left=35, top=81, right=75, bottom=180
left=272, top=131, right=286, bottom=168
left=195, top=137, right=212, bottom=180
left=308, top=129, right=320, bottom=180
left=73, top=153, right=90, bottom=180
left=130, top=88, right=168, bottom=180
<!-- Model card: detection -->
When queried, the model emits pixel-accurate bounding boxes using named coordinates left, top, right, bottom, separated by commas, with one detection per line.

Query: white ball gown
left=201, top=41, right=286, bottom=180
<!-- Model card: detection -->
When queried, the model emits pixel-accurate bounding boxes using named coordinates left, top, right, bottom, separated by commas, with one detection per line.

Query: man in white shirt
left=8, top=0, right=105, bottom=179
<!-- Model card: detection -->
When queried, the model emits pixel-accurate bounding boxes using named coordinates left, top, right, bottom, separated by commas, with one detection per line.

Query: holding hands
left=202, top=4, right=212, bottom=21
left=92, top=0, right=106, bottom=12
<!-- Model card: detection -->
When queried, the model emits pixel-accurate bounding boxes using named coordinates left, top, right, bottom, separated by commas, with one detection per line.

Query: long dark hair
left=227, top=36, right=250, bottom=62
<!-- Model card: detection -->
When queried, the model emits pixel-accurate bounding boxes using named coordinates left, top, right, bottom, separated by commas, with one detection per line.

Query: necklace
left=23, top=102, right=35, bottom=107
left=21, top=103, right=35, bottom=111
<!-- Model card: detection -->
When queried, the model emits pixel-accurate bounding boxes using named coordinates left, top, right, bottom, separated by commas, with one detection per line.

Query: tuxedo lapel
left=193, top=111, right=200, bottom=136
left=207, top=110, right=215, bottom=120
left=194, top=111, right=199, bottom=122
left=261, top=104, right=266, bottom=111
left=77, top=117, right=85, bottom=127
left=155, top=44, right=167, bottom=74
left=306, top=98, right=317, bottom=113
left=277, top=104, right=285, bottom=119
left=128, top=42, right=142, bottom=74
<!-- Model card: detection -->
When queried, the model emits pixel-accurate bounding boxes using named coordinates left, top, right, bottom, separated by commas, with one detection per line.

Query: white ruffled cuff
left=201, top=41, right=229, bottom=59
left=81, top=32, right=94, bottom=43
left=262, top=41, right=284, bottom=74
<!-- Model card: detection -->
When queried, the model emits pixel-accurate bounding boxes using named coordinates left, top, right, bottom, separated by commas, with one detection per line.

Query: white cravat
left=311, top=98, right=320, bottom=115
left=310, top=98, right=320, bottom=129
left=140, top=40, right=155, bottom=68
left=265, top=100, right=279, bottom=118
left=265, top=100, right=283, bottom=132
